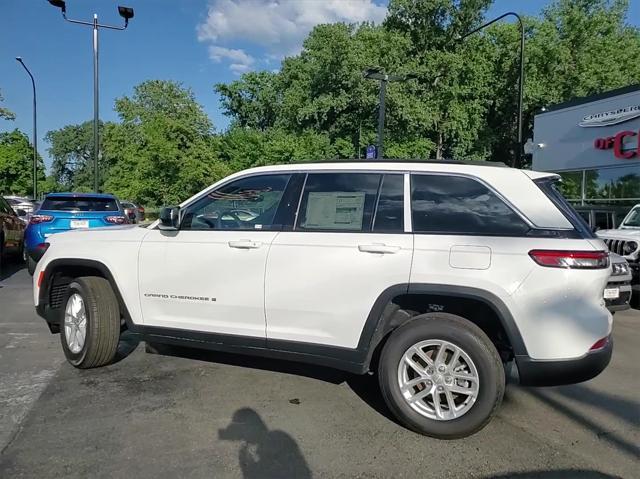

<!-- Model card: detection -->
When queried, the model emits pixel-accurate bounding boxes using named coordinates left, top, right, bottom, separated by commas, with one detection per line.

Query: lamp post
left=459, top=12, right=524, bottom=168
left=363, top=68, right=417, bottom=160
left=15, top=57, right=37, bottom=200
left=48, top=0, right=134, bottom=192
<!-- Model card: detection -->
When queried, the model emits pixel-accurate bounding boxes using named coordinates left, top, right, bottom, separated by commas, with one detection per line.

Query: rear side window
left=411, top=174, right=529, bottom=236
left=41, top=196, right=119, bottom=212
left=297, top=173, right=381, bottom=232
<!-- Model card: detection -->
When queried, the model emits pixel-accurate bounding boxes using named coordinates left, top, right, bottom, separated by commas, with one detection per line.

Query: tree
left=45, top=120, right=107, bottom=191
left=215, top=71, right=280, bottom=131
left=0, top=90, right=15, bottom=121
left=0, top=130, right=45, bottom=196
left=485, top=0, right=640, bottom=165
left=103, top=80, right=230, bottom=205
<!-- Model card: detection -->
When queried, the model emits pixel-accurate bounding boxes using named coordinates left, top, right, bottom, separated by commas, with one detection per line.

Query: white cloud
left=208, top=46, right=255, bottom=74
left=197, top=0, right=387, bottom=72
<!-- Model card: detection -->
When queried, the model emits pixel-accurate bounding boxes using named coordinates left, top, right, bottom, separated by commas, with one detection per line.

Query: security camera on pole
left=48, top=0, right=134, bottom=192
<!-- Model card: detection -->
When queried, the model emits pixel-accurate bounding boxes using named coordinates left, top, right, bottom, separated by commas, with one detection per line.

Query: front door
left=138, top=173, right=292, bottom=338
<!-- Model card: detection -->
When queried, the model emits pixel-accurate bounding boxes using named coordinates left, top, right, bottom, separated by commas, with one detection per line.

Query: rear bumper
left=515, top=339, right=613, bottom=387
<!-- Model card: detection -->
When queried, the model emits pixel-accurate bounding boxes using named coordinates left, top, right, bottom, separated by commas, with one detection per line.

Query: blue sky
left=1, top=0, right=639, bottom=168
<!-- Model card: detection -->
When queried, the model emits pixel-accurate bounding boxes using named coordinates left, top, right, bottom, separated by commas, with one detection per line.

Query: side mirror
left=158, top=206, right=180, bottom=230
left=16, top=209, right=27, bottom=217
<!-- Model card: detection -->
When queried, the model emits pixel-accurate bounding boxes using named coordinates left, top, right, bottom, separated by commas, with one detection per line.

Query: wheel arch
left=38, top=258, right=134, bottom=328
left=359, top=284, right=528, bottom=371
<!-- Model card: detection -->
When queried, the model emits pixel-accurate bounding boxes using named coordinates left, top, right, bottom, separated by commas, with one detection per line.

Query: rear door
left=265, top=171, right=413, bottom=349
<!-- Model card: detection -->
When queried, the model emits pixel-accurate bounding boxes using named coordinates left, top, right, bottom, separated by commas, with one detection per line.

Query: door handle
left=228, top=239, right=262, bottom=249
left=358, top=244, right=400, bottom=254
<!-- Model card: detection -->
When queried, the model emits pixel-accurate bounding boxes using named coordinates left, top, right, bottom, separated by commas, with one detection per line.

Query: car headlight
left=623, top=241, right=638, bottom=256
left=611, top=261, right=630, bottom=276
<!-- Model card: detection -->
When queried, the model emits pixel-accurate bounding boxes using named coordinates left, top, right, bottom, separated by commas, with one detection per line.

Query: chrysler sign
left=579, top=105, right=640, bottom=127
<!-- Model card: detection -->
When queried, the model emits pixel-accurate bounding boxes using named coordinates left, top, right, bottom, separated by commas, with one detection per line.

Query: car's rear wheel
left=60, top=276, right=120, bottom=368
left=378, top=312, right=504, bottom=439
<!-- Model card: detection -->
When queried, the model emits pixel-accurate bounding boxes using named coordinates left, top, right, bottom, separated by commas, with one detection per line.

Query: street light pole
left=48, top=1, right=134, bottom=192
left=93, top=13, right=99, bottom=193
left=364, top=68, right=416, bottom=160
left=15, top=57, right=37, bottom=200
left=376, top=78, right=386, bottom=160
left=459, top=12, right=524, bottom=168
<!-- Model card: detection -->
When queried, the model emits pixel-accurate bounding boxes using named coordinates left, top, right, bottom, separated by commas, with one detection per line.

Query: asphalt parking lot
left=0, top=261, right=638, bottom=479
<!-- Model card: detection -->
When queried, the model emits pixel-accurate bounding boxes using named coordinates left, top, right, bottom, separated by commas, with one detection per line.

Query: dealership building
left=533, top=84, right=640, bottom=223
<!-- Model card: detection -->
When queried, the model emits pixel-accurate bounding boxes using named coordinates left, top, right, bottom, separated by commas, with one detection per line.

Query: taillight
left=33, top=242, right=50, bottom=260
left=589, top=336, right=609, bottom=351
left=105, top=216, right=128, bottom=225
left=528, top=250, right=609, bottom=269
left=29, top=215, right=54, bottom=225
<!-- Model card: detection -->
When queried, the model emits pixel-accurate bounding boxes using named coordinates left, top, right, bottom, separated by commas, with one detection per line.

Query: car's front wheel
left=378, top=312, right=504, bottom=439
left=60, top=276, right=121, bottom=368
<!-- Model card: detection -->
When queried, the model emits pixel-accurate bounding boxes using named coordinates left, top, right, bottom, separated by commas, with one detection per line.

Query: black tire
left=60, top=276, right=121, bottom=368
left=378, top=312, right=504, bottom=439
left=26, top=255, right=37, bottom=276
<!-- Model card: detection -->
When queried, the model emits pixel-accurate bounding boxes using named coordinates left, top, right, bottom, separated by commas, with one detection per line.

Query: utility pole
left=48, top=1, right=134, bottom=191
left=15, top=57, right=37, bottom=199
left=459, top=12, right=525, bottom=168
left=363, top=68, right=417, bottom=159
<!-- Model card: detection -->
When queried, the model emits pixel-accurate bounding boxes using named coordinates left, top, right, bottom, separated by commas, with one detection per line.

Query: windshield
left=41, top=196, right=119, bottom=212
left=621, top=207, right=640, bottom=228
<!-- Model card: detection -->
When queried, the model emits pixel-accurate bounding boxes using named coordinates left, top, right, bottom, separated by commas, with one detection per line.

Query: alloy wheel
left=64, top=293, right=87, bottom=354
left=397, top=339, right=480, bottom=421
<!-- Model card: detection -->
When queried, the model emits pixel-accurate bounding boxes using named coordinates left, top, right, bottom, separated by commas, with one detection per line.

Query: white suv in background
left=33, top=161, right=613, bottom=439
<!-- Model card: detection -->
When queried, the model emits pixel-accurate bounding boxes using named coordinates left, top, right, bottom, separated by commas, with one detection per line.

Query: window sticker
left=303, top=192, right=366, bottom=230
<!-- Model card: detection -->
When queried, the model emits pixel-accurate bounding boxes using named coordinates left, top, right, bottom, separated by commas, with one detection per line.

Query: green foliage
left=45, top=120, right=106, bottom=191
left=0, top=90, right=15, bottom=121
left=103, top=80, right=230, bottom=205
left=0, top=129, right=45, bottom=196
left=33, top=0, right=639, bottom=207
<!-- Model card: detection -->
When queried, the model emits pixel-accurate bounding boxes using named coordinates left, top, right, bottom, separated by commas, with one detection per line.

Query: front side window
left=181, top=174, right=290, bottom=230
left=411, top=174, right=529, bottom=236
left=297, top=173, right=381, bottom=232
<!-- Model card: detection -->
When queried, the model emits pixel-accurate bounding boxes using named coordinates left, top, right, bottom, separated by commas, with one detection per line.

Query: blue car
left=25, top=193, right=128, bottom=274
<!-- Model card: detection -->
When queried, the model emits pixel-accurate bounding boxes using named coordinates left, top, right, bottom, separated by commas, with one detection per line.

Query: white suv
left=33, top=161, right=613, bottom=439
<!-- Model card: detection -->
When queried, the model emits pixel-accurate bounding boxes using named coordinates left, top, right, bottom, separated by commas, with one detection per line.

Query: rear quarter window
left=410, top=174, right=530, bottom=236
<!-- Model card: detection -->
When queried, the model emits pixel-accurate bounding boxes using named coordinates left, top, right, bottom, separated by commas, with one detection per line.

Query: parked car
left=597, top=204, right=640, bottom=308
left=604, top=253, right=632, bottom=312
left=25, top=192, right=128, bottom=275
left=34, top=161, right=613, bottom=439
left=0, top=196, right=27, bottom=270
left=574, top=205, right=623, bottom=231
left=120, top=201, right=145, bottom=224
left=5, top=195, right=35, bottom=215
left=6, top=196, right=36, bottom=225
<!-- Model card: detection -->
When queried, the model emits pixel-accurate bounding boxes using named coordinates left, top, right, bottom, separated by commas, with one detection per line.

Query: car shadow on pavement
left=144, top=342, right=400, bottom=425
left=552, top=383, right=640, bottom=427
left=526, top=387, right=639, bottom=459
left=112, top=330, right=141, bottom=364
left=0, top=258, right=25, bottom=283
left=219, top=408, right=312, bottom=479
